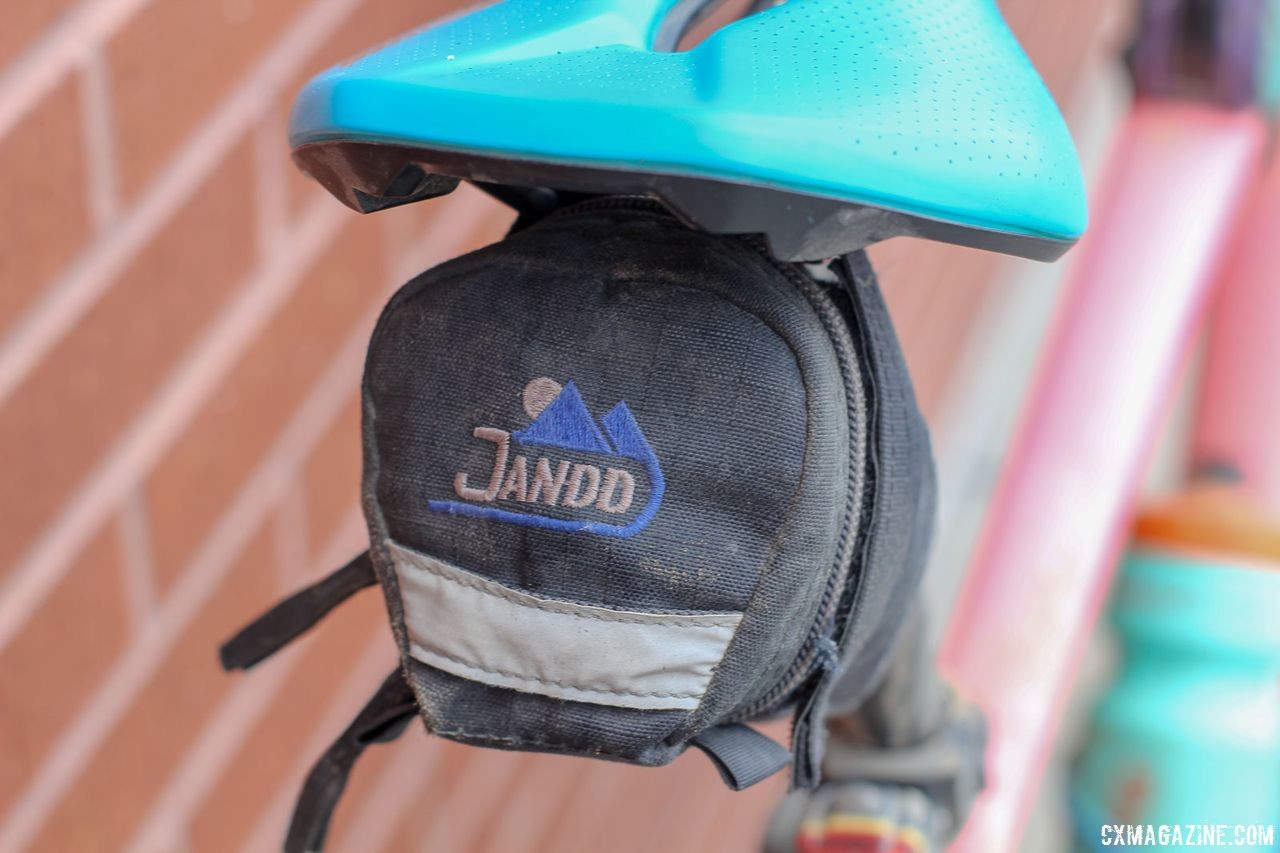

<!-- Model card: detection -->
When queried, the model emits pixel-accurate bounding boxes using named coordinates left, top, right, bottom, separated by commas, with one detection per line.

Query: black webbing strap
left=691, top=723, right=792, bottom=791
left=219, top=551, right=377, bottom=671
left=790, top=673, right=832, bottom=789
left=285, top=668, right=418, bottom=853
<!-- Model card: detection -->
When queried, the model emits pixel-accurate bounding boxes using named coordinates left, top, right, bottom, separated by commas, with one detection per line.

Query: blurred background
left=0, top=0, right=1158, bottom=850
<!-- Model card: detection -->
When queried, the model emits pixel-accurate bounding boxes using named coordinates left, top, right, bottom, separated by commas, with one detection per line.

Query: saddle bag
left=220, top=199, right=936, bottom=851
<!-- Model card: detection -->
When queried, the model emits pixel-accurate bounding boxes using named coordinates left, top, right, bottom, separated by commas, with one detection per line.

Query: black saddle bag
left=220, top=199, right=936, bottom=852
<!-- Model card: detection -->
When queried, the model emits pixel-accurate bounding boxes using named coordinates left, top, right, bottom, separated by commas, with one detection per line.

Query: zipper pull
left=790, top=636, right=840, bottom=788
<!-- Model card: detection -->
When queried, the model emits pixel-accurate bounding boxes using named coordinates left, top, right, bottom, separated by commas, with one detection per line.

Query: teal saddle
left=290, top=0, right=1086, bottom=261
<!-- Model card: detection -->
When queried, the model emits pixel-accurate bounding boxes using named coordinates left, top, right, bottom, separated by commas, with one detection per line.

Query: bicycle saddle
left=290, top=0, right=1087, bottom=262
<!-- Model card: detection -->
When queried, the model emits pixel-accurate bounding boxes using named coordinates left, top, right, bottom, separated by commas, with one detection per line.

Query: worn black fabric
left=790, top=253, right=939, bottom=783
left=362, top=203, right=867, bottom=769
left=356, top=200, right=932, bottom=778
left=220, top=200, right=936, bottom=846
left=365, top=213, right=844, bottom=619
left=403, top=658, right=690, bottom=761
left=826, top=256, right=939, bottom=721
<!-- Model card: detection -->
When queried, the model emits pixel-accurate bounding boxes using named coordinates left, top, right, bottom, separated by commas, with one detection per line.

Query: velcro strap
left=219, top=551, right=377, bottom=671
left=285, top=669, right=418, bottom=853
left=691, top=723, right=792, bottom=791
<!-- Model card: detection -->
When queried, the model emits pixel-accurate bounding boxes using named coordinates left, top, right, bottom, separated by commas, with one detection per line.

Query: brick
left=870, top=240, right=993, bottom=419
left=301, top=393, right=362, bottom=561
left=0, top=76, right=90, bottom=335
left=383, top=741, right=473, bottom=852
left=106, top=0, right=311, bottom=197
left=0, top=0, right=80, bottom=67
left=0, top=139, right=255, bottom=578
left=706, top=774, right=787, bottom=853
left=1004, top=0, right=1110, bottom=102
left=639, top=754, right=745, bottom=852
left=577, top=760, right=685, bottom=853
left=0, top=524, right=129, bottom=813
left=29, top=518, right=281, bottom=852
left=412, top=749, right=530, bottom=851
left=473, top=754, right=585, bottom=853
left=253, top=106, right=303, bottom=245
left=188, top=588, right=386, bottom=852
left=143, top=218, right=385, bottom=592
left=529, top=761, right=624, bottom=853
left=291, top=0, right=474, bottom=96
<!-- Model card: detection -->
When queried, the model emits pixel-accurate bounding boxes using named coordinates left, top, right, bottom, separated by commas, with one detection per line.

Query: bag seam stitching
left=394, top=544, right=742, bottom=629
left=408, top=642, right=706, bottom=700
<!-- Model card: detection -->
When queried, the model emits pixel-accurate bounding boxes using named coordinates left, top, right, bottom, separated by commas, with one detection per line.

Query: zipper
left=540, top=195, right=872, bottom=724
left=732, top=236, right=869, bottom=723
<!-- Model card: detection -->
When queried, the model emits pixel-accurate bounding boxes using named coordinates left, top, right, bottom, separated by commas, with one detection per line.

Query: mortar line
left=0, top=0, right=364, bottom=407
left=0, top=323, right=372, bottom=853
left=0, top=193, right=497, bottom=852
left=75, top=46, right=120, bottom=232
left=122, top=506, right=369, bottom=853
left=0, top=198, right=346, bottom=654
left=115, top=486, right=158, bottom=632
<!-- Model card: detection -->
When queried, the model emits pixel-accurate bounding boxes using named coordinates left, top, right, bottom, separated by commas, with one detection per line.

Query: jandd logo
left=427, top=378, right=665, bottom=538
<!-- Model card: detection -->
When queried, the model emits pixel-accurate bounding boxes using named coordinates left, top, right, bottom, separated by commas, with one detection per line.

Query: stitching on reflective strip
left=391, top=543, right=740, bottom=629
left=409, top=642, right=704, bottom=700
left=389, top=541, right=742, bottom=710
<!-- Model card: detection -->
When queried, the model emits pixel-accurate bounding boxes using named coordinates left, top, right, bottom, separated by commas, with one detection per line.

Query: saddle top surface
left=290, top=0, right=1087, bottom=261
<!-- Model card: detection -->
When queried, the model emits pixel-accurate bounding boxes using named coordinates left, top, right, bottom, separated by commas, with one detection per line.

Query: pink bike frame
left=1192, top=148, right=1280, bottom=513
left=939, top=101, right=1266, bottom=851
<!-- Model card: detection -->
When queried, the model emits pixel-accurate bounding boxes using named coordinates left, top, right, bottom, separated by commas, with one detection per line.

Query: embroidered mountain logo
left=427, top=378, right=665, bottom=538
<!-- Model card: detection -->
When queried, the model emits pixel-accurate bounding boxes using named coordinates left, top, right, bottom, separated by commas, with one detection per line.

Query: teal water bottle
left=1072, top=488, right=1280, bottom=851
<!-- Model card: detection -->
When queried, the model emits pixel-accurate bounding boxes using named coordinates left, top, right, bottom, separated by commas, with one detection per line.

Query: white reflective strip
left=388, top=541, right=742, bottom=711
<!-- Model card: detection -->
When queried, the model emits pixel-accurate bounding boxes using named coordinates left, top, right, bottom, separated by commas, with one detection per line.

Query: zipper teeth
left=733, top=236, right=867, bottom=720
left=543, top=198, right=867, bottom=718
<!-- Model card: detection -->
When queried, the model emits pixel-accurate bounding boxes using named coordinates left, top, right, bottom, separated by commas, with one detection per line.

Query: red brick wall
left=0, top=1, right=1111, bottom=851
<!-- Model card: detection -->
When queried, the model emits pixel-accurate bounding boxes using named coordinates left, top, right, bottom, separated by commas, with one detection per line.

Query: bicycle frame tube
left=939, top=101, right=1265, bottom=852
left=1192, top=150, right=1280, bottom=511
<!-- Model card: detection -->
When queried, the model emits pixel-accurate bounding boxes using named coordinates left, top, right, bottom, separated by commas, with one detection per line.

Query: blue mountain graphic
left=430, top=380, right=665, bottom=538
left=512, top=381, right=613, bottom=454
left=599, top=402, right=652, bottom=462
